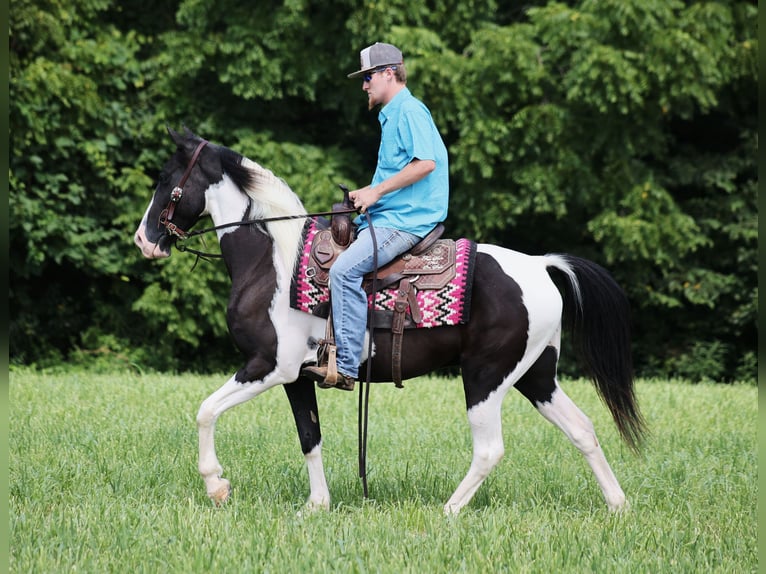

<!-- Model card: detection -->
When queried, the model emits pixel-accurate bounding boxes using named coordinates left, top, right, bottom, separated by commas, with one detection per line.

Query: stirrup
left=316, top=306, right=336, bottom=368
left=316, top=337, right=335, bottom=368
left=324, top=344, right=339, bottom=386
left=315, top=304, right=340, bottom=386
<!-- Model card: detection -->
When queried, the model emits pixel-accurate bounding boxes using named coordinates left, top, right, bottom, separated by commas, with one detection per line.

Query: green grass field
left=9, top=371, right=756, bottom=573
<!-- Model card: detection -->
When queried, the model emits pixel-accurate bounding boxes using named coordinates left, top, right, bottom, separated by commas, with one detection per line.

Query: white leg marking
left=302, top=443, right=330, bottom=512
left=197, top=375, right=276, bottom=505
left=536, top=386, right=627, bottom=511
left=444, top=396, right=506, bottom=515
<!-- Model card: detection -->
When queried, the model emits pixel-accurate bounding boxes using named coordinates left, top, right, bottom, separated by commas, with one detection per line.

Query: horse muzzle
left=134, top=225, right=171, bottom=259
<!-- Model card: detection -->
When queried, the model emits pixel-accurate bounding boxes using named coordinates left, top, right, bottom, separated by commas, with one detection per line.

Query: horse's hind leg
left=444, top=390, right=507, bottom=515
left=515, top=347, right=627, bottom=511
left=197, top=375, right=273, bottom=505
left=283, top=377, right=330, bottom=511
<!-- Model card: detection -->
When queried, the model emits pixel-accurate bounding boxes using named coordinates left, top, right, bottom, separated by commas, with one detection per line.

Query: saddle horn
left=332, top=183, right=356, bottom=246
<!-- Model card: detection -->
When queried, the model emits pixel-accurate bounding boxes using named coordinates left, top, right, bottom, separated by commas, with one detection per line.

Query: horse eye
left=158, top=172, right=170, bottom=185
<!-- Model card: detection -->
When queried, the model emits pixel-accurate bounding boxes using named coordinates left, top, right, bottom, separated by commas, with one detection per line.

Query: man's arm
left=350, top=158, right=436, bottom=213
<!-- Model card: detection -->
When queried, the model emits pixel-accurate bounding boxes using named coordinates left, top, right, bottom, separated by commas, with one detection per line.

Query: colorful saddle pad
left=289, top=220, right=477, bottom=328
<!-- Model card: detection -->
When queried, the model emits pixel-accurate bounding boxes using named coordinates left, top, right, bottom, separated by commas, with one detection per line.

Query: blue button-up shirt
left=356, top=87, right=449, bottom=238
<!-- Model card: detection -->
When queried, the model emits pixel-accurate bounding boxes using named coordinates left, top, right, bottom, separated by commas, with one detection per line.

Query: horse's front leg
left=197, top=374, right=272, bottom=505
left=284, top=377, right=330, bottom=511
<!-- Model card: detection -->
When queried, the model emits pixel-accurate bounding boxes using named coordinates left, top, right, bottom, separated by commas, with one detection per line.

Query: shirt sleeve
left=398, top=108, right=438, bottom=163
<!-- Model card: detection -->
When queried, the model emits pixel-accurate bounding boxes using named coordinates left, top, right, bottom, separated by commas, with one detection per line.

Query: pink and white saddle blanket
left=289, top=219, right=477, bottom=328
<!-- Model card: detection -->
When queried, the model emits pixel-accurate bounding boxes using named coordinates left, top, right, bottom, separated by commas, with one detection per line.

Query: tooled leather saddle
left=306, top=193, right=458, bottom=387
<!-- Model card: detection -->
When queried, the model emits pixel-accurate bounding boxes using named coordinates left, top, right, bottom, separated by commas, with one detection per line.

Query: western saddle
left=306, top=190, right=457, bottom=387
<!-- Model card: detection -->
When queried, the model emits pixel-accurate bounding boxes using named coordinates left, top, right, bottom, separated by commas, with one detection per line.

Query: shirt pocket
left=378, top=136, right=408, bottom=171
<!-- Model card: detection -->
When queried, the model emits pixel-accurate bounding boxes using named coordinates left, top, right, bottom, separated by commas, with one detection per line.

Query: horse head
left=134, top=127, right=215, bottom=258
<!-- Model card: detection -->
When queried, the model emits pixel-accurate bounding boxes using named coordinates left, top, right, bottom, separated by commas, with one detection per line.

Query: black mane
left=219, top=146, right=257, bottom=192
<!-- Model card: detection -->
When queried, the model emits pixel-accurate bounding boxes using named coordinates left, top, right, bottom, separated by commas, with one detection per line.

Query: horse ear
left=182, top=125, right=196, bottom=138
left=167, top=125, right=185, bottom=147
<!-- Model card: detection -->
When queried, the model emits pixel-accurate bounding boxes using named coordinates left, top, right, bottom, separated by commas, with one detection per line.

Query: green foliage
left=9, top=0, right=757, bottom=381
left=588, top=182, right=707, bottom=268
left=668, top=340, right=729, bottom=383
left=228, top=130, right=361, bottom=212
left=10, top=0, right=164, bottom=366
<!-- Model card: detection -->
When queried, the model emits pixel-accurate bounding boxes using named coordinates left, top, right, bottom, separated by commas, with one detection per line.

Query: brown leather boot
left=301, top=365, right=355, bottom=391
left=332, top=372, right=356, bottom=391
left=302, top=365, right=332, bottom=387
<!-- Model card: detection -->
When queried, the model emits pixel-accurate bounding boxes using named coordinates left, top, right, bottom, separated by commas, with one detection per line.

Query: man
left=303, top=42, right=449, bottom=390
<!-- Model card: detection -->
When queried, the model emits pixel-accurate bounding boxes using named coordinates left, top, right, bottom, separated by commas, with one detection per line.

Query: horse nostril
left=134, top=228, right=147, bottom=248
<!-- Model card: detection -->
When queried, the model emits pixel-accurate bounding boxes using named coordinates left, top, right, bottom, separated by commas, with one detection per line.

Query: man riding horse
left=302, top=42, right=449, bottom=391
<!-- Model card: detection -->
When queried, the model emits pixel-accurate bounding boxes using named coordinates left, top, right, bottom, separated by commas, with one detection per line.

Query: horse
left=134, top=127, right=646, bottom=514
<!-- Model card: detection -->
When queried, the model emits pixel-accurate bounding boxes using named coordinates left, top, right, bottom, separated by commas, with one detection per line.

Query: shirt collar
left=379, top=86, right=411, bottom=123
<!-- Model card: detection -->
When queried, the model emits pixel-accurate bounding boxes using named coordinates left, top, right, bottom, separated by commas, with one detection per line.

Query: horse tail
left=544, top=254, right=647, bottom=452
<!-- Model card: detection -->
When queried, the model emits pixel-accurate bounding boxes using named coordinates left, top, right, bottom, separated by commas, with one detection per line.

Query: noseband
left=158, top=139, right=209, bottom=239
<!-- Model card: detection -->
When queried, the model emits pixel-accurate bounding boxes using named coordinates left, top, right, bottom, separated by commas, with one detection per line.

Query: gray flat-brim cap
left=347, top=42, right=403, bottom=78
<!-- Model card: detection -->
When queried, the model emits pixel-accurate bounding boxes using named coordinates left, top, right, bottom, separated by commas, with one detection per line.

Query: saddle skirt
left=289, top=219, right=477, bottom=329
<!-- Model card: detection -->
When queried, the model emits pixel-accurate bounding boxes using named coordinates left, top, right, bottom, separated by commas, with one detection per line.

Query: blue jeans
left=329, top=227, right=420, bottom=378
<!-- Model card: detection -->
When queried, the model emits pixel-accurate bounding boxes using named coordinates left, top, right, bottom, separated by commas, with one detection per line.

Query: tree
left=9, top=0, right=757, bottom=380
left=11, top=0, right=160, bottom=365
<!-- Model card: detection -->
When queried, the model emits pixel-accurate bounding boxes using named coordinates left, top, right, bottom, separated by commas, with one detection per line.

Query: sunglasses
left=363, top=66, right=397, bottom=82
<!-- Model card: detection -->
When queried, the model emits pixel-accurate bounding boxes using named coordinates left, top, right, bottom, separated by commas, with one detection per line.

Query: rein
left=158, top=138, right=356, bottom=252
left=359, top=215, right=377, bottom=498
left=170, top=208, right=358, bottom=259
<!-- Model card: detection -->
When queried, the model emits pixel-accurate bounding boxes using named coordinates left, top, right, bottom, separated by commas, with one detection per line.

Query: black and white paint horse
left=134, top=128, right=646, bottom=514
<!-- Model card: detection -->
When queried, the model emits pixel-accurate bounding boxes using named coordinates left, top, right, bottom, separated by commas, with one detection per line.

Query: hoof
left=608, top=498, right=630, bottom=513
left=208, top=481, right=232, bottom=506
left=304, top=496, right=330, bottom=513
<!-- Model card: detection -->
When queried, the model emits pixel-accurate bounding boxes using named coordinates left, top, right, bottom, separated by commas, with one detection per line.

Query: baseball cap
left=347, top=42, right=404, bottom=78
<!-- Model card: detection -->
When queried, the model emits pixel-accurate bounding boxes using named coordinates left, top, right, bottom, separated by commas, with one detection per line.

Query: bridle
left=158, top=139, right=209, bottom=240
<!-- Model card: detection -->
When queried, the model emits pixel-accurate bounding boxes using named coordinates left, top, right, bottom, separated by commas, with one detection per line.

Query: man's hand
left=349, top=186, right=381, bottom=213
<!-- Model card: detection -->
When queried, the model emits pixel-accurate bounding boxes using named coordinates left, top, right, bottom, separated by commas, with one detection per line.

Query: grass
left=9, top=370, right=757, bottom=573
